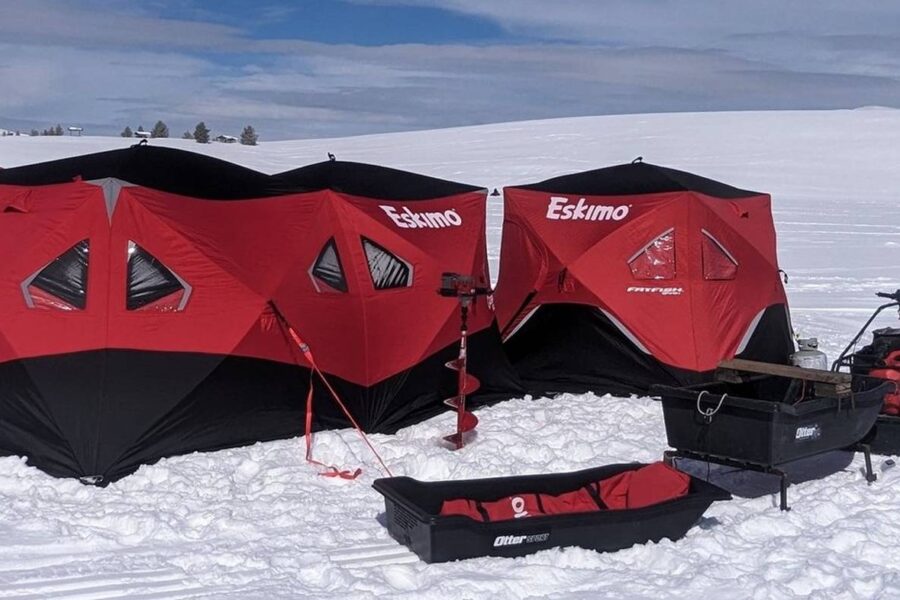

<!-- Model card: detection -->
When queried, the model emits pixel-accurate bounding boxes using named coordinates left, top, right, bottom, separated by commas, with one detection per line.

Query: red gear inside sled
left=871, top=351, right=900, bottom=416
left=440, top=462, right=690, bottom=522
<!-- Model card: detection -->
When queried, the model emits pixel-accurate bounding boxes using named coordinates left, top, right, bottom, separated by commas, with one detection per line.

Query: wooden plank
left=717, top=358, right=851, bottom=385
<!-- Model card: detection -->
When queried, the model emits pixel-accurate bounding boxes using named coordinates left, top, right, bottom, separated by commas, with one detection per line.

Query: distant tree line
left=120, top=121, right=259, bottom=145
left=28, top=124, right=65, bottom=136
left=120, top=121, right=169, bottom=138
left=2, top=121, right=260, bottom=144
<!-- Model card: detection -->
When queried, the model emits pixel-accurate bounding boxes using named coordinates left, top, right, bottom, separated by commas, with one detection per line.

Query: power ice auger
left=438, top=273, right=491, bottom=450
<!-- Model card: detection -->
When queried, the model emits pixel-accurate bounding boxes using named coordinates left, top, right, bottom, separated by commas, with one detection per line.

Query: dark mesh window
left=362, top=238, right=411, bottom=290
left=127, top=242, right=185, bottom=311
left=311, top=238, right=348, bottom=292
left=30, top=240, right=90, bottom=310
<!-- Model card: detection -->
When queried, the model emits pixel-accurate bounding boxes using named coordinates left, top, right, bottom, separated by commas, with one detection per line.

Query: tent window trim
left=21, top=239, right=90, bottom=311
left=701, top=228, right=739, bottom=280
left=627, top=227, right=676, bottom=280
left=701, top=229, right=738, bottom=265
left=361, top=238, right=414, bottom=290
left=126, top=241, right=192, bottom=312
left=309, top=238, right=349, bottom=293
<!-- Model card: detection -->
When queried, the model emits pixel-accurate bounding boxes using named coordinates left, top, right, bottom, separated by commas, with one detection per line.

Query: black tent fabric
left=271, top=160, right=484, bottom=200
left=519, top=161, right=760, bottom=199
left=0, top=147, right=485, bottom=201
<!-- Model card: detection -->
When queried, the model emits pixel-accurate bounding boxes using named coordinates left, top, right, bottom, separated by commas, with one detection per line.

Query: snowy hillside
left=0, top=109, right=899, bottom=599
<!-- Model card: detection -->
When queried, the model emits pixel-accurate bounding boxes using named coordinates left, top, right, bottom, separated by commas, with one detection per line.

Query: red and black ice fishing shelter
left=494, top=161, right=794, bottom=396
left=0, top=146, right=519, bottom=482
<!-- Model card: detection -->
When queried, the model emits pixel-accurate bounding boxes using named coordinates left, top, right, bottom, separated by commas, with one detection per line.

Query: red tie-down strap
left=273, top=307, right=393, bottom=479
left=302, top=372, right=361, bottom=479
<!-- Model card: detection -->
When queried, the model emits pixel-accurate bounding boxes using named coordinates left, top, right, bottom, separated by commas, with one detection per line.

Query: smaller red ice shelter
left=494, top=160, right=794, bottom=395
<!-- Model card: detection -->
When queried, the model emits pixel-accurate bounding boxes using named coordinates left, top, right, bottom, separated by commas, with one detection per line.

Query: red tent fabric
left=0, top=147, right=520, bottom=482
left=494, top=161, right=794, bottom=395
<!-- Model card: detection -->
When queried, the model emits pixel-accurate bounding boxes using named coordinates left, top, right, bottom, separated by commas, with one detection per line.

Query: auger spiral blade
left=442, top=360, right=480, bottom=450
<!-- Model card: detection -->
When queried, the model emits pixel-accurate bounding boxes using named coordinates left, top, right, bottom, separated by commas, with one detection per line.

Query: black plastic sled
left=653, top=375, right=888, bottom=510
left=653, top=378, right=887, bottom=467
left=372, top=463, right=730, bottom=563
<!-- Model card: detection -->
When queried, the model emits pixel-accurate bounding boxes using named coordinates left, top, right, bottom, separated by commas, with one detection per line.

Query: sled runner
left=653, top=361, right=888, bottom=510
left=372, top=463, right=729, bottom=563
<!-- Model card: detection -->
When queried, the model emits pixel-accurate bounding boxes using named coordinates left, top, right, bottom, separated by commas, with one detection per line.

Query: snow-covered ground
left=0, top=109, right=899, bottom=599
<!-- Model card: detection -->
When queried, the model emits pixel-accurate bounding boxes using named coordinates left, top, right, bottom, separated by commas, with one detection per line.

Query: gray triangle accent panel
left=85, top=178, right=137, bottom=222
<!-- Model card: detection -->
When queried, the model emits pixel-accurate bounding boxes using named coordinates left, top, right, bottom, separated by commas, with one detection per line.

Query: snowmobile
left=832, top=289, right=900, bottom=455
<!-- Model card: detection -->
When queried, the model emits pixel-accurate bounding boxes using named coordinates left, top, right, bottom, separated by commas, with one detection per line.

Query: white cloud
left=2, top=1, right=900, bottom=139
left=350, top=1, right=900, bottom=46
left=1, top=0, right=244, bottom=50
left=0, top=44, right=214, bottom=116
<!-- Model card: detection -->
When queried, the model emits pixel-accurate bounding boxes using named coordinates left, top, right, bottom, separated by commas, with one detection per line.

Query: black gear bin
left=372, top=463, right=730, bottom=563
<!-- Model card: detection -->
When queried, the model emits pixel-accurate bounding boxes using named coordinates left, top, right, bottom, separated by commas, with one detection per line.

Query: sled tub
left=653, top=378, right=888, bottom=467
left=652, top=374, right=889, bottom=509
left=372, top=463, right=730, bottom=563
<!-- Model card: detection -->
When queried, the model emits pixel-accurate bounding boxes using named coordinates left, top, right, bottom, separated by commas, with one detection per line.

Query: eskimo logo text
left=546, top=196, right=630, bottom=221
left=380, top=205, right=462, bottom=229
left=493, top=533, right=550, bottom=547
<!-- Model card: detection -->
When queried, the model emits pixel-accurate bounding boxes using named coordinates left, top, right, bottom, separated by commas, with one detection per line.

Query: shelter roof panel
left=514, top=162, right=761, bottom=199
left=0, top=146, right=273, bottom=199
left=271, top=160, right=484, bottom=201
left=0, top=150, right=484, bottom=202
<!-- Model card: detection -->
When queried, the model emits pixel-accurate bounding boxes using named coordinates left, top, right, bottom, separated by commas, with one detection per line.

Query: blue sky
left=2, top=1, right=900, bottom=139
left=154, top=1, right=511, bottom=46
